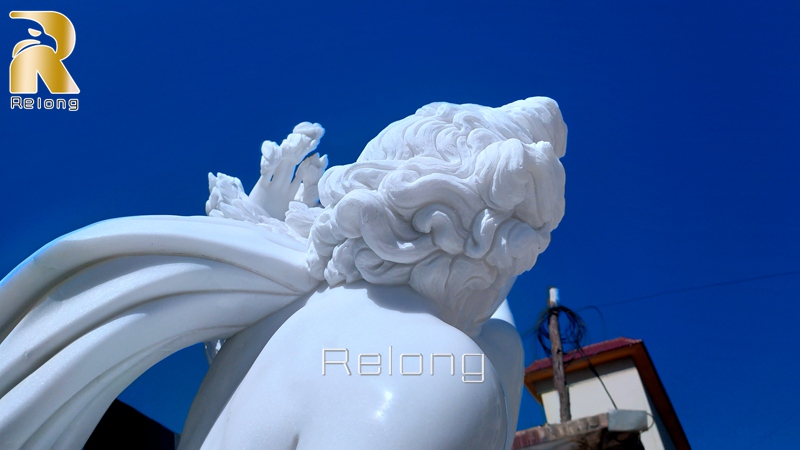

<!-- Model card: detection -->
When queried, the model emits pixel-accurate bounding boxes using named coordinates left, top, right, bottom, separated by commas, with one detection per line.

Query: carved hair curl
left=307, top=97, right=567, bottom=334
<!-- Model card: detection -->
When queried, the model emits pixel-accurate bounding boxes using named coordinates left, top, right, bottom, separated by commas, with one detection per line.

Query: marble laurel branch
left=206, top=97, right=567, bottom=335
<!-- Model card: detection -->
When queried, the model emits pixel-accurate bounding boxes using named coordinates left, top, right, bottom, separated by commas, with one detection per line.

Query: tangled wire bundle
left=528, top=305, right=587, bottom=357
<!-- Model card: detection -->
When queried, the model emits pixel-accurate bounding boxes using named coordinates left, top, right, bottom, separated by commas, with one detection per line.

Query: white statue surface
left=0, top=97, right=567, bottom=449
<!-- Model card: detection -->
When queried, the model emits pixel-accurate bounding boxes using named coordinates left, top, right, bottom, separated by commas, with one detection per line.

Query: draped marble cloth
left=0, top=216, right=320, bottom=449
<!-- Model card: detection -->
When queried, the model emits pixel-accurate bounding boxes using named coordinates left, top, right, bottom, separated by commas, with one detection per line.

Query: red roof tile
left=525, top=337, right=642, bottom=374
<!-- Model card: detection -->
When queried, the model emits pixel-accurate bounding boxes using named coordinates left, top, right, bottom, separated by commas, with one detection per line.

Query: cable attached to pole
left=528, top=290, right=620, bottom=413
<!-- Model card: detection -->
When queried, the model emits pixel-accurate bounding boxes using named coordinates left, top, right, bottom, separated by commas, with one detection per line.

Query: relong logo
left=9, top=11, right=79, bottom=94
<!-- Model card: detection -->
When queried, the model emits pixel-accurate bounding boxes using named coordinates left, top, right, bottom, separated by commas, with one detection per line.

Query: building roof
left=525, top=337, right=642, bottom=373
left=523, top=337, right=690, bottom=450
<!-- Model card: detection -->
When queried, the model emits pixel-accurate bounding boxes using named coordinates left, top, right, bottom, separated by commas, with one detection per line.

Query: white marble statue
left=0, top=97, right=567, bottom=450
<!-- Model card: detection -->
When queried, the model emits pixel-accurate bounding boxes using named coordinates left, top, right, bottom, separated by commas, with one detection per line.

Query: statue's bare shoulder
left=205, top=283, right=508, bottom=450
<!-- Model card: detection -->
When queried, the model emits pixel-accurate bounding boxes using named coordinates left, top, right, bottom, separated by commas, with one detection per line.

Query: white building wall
left=535, top=357, right=675, bottom=450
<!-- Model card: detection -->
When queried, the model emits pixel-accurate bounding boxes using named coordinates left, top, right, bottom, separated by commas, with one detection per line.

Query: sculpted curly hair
left=307, top=97, right=567, bottom=335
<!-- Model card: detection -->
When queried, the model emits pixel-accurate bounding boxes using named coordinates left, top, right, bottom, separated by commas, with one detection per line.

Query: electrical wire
left=591, top=270, right=800, bottom=308
left=526, top=305, right=619, bottom=410
left=575, top=305, right=608, bottom=342
left=577, top=346, right=618, bottom=410
left=526, top=305, right=587, bottom=357
left=744, top=410, right=799, bottom=448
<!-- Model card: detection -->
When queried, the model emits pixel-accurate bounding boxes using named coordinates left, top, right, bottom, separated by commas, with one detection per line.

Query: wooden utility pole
left=548, top=286, right=571, bottom=423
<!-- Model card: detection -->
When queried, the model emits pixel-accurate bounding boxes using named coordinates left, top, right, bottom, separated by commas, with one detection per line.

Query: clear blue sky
left=1, top=1, right=798, bottom=447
